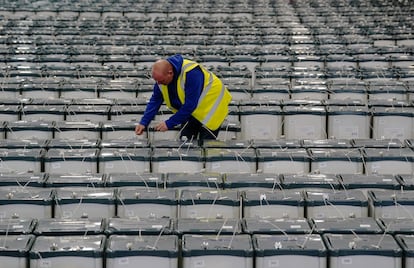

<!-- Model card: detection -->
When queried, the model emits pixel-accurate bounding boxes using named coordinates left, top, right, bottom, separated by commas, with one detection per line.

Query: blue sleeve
left=139, top=84, right=163, bottom=127
left=165, top=67, right=204, bottom=129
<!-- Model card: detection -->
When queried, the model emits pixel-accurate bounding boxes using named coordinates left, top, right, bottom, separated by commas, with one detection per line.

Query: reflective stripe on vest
left=201, top=83, right=227, bottom=126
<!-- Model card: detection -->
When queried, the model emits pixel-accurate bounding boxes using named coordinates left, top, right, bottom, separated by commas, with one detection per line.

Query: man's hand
left=155, top=121, right=168, bottom=132
left=135, top=124, right=146, bottom=135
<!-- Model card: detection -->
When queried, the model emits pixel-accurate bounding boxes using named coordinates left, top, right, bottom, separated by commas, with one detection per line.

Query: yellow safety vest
left=160, top=59, right=232, bottom=131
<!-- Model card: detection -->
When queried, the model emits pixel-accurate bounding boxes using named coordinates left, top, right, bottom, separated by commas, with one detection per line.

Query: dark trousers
left=180, top=116, right=219, bottom=142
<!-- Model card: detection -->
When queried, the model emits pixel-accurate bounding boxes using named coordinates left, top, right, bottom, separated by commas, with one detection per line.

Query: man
left=135, top=54, right=232, bottom=141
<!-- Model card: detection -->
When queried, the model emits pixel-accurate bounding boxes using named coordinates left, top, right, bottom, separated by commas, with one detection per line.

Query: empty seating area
left=1, top=0, right=414, bottom=268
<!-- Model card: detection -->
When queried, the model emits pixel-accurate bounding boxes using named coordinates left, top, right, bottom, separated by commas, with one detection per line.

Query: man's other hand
left=155, top=121, right=168, bottom=132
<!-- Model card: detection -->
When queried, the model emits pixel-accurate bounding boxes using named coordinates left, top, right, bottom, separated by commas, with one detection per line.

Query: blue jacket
left=139, top=54, right=204, bottom=129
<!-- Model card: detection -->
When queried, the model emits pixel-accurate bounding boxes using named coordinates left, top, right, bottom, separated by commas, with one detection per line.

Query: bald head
left=152, top=59, right=174, bottom=85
